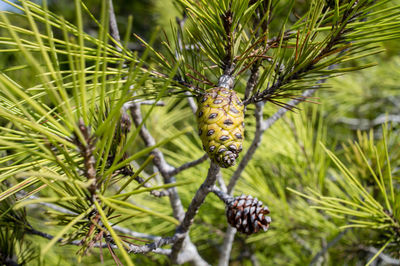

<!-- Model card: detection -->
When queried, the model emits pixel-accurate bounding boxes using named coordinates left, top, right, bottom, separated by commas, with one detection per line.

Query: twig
left=216, top=170, right=227, bottom=194
left=170, top=161, right=220, bottom=263
left=29, top=195, right=161, bottom=241
left=218, top=226, right=236, bottom=266
left=75, top=119, right=97, bottom=197
left=27, top=227, right=172, bottom=255
left=130, top=103, right=185, bottom=220
left=128, top=236, right=176, bottom=254
left=150, top=189, right=171, bottom=197
left=167, top=154, right=209, bottom=177
left=220, top=89, right=317, bottom=265
left=120, top=3, right=206, bottom=263
left=227, top=101, right=265, bottom=194
left=112, top=225, right=162, bottom=241
left=244, top=62, right=261, bottom=101
left=129, top=68, right=208, bottom=266
left=123, top=100, right=165, bottom=108
left=185, top=91, right=198, bottom=114
left=261, top=89, right=316, bottom=131
left=137, top=100, right=165, bottom=106
left=212, top=186, right=233, bottom=205
left=337, top=114, right=400, bottom=130
left=310, top=229, right=349, bottom=265
left=108, top=0, right=121, bottom=50
left=360, top=246, right=400, bottom=265
left=175, top=12, right=199, bottom=115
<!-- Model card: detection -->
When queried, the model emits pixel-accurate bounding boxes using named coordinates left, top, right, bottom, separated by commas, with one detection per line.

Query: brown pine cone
left=226, top=195, right=271, bottom=235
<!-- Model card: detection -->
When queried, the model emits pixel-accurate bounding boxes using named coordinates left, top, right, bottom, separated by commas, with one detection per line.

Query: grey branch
left=185, top=91, right=198, bottom=114
left=310, top=229, right=349, bottom=265
left=27, top=227, right=172, bottom=255
left=216, top=170, right=227, bottom=193
left=168, top=154, right=209, bottom=177
left=170, top=161, right=220, bottom=263
left=130, top=90, right=208, bottom=266
left=261, top=89, right=316, bottom=130
left=244, top=61, right=260, bottom=101
left=212, top=186, right=233, bottom=205
left=222, top=88, right=318, bottom=265
left=108, top=2, right=206, bottom=263
left=108, top=0, right=121, bottom=50
left=130, top=103, right=185, bottom=220
left=361, top=246, right=400, bottom=265
left=128, top=236, right=176, bottom=254
left=123, top=100, right=165, bottom=108
left=149, top=189, right=171, bottom=197
left=338, top=114, right=400, bottom=130
left=227, top=101, right=265, bottom=194
left=137, top=100, right=165, bottom=106
left=218, top=225, right=237, bottom=266
left=29, top=195, right=161, bottom=241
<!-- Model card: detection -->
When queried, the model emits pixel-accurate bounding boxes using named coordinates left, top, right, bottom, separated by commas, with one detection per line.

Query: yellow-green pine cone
left=197, top=87, right=245, bottom=168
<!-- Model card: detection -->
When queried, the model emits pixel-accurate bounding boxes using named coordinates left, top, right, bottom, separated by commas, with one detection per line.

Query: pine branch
left=74, top=119, right=97, bottom=197
left=129, top=103, right=185, bottom=220
left=222, top=85, right=322, bottom=264
left=216, top=170, right=227, bottom=194
left=167, top=154, right=209, bottom=177
left=170, top=161, right=220, bottom=263
left=337, top=114, right=400, bottom=130
left=27, top=227, right=172, bottom=255
left=243, top=2, right=371, bottom=106
left=310, top=229, right=349, bottom=265
left=218, top=225, right=236, bottom=266
left=108, top=0, right=121, bottom=48
left=360, top=246, right=400, bottom=265
left=227, top=101, right=265, bottom=194
left=127, top=236, right=176, bottom=255
left=106, top=1, right=207, bottom=263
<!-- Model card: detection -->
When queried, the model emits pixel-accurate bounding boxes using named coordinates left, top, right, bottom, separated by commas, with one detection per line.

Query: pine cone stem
left=212, top=186, right=234, bottom=205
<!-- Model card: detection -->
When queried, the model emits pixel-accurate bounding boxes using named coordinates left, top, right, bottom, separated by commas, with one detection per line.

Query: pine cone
left=226, top=195, right=271, bottom=235
left=197, top=87, right=244, bottom=168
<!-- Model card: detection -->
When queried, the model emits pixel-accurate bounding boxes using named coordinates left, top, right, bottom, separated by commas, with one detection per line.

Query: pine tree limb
left=107, top=2, right=207, bottom=263
left=337, top=114, right=400, bottom=130
left=360, top=246, right=400, bottom=265
left=310, top=229, right=349, bottom=265
left=108, top=0, right=121, bottom=51
left=28, top=195, right=160, bottom=240
left=27, top=226, right=172, bottom=255
left=170, top=161, right=220, bottom=263
left=167, top=154, right=209, bottom=177
left=216, top=170, right=227, bottom=194
left=227, top=101, right=265, bottom=194
left=218, top=225, right=236, bottom=266
left=128, top=33, right=208, bottom=266
left=129, top=103, right=185, bottom=220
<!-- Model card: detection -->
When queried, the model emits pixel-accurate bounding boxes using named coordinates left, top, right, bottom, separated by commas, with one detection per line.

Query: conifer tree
left=0, top=0, right=399, bottom=265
